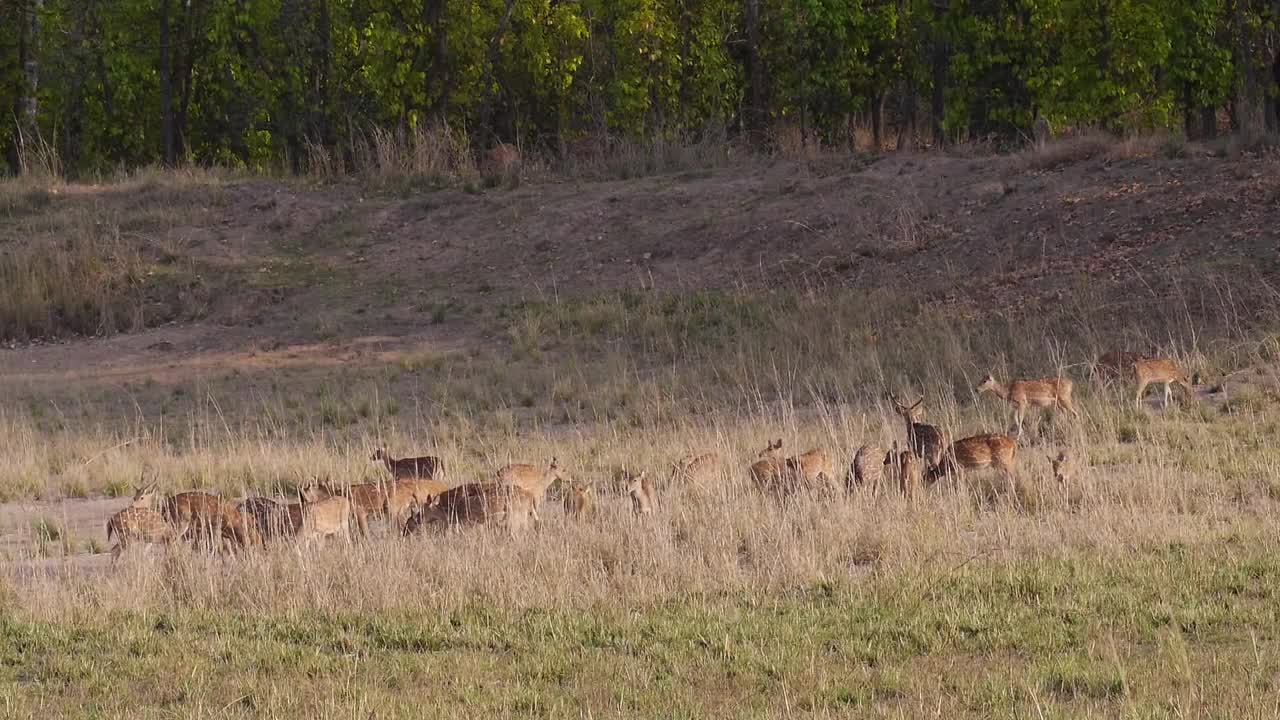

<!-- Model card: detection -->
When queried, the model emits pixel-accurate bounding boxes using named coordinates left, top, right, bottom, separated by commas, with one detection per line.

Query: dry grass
left=3, top=152, right=1280, bottom=716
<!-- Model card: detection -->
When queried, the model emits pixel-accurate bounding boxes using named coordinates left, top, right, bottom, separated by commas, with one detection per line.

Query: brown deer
left=239, top=496, right=296, bottom=541
left=669, top=452, right=723, bottom=486
left=494, top=458, right=570, bottom=522
left=563, top=480, right=594, bottom=520
left=403, top=482, right=536, bottom=536
left=750, top=440, right=838, bottom=497
left=627, top=471, right=657, bottom=516
left=891, top=396, right=946, bottom=469
left=1095, top=350, right=1148, bottom=380
left=883, top=444, right=923, bottom=500
left=975, top=374, right=1079, bottom=435
left=106, top=506, right=188, bottom=563
left=383, top=477, right=450, bottom=529
left=295, top=486, right=355, bottom=544
left=749, top=439, right=788, bottom=490
left=372, top=446, right=445, bottom=480
left=316, top=479, right=383, bottom=533
left=161, top=491, right=262, bottom=552
left=925, top=434, right=1018, bottom=486
left=1133, top=358, right=1196, bottom=408
left=1050, top=450, right=1071, bottom=486
left=848, top=444, right=884, bottom=492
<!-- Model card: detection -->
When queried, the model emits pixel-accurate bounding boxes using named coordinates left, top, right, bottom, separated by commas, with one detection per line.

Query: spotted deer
left=750, top=440, right=838, bottom=497
left=976, top=374, right=1079, bottom=435
left=106, top=491, right=188, bottom=564
left=563, top=480, right=594, bottom=520
left=883, top=444, right=923, bottom=500
left=891, top=396, right=946, bottom=469
left=403, top=482, right=536, bottom=536
left=372, top=446, right=445, bottom=480
left=669, top=452, right=723, bottom=486
left=848, top=444, right=884, bottom=492
left=925, top=434, right=1018, bottom=486
left=161, top=491, right=262, bottom=552
left=494, top=458, right=570, bottom=522
left=1133, top=358, right=1196, bottom=408
left=627, top=471, right=657, bottom=516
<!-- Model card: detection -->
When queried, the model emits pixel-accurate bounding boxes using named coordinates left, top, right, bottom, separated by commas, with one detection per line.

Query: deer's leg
left=1135, top=379, right=1149, bottom=407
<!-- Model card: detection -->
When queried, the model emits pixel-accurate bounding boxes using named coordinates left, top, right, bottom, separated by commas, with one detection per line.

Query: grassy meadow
left=3, top=150, right=1280, bottom=717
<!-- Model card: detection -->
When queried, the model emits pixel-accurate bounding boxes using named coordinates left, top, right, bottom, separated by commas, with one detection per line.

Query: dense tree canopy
left=3, top=0, right=1278, bottom=176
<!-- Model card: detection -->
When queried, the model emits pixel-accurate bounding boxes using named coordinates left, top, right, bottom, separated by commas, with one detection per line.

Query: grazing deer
left=848, top=444, right=884, bottom=492
left=106, top=506, right=188, bottom=563
left=161, top=491, right=262, bottom=552
left=563, top=480, right=594, bottom=520
left=403, top=482, right=536, bottom=536
left=891, top=396, right=946, bottom=469
left=669, top=452, right=723, bottom=486
left=627, top=471, right=657, bottom=516
left=925, top=434, right=1018, bottom=486
left=494, top=458, right=570, bottom=522
left=975, top=374, right=1079, bottom=435
left=372, top=446, right=445, bottom=480
left=1133, top=358, right=1196, bottom=408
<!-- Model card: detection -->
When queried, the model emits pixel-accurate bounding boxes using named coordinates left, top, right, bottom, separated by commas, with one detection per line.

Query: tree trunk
left=871, top=92, right=885, bottom=152
left=22, top=0, right=41, bottom=124
left=159, top=0, right=175, bottom=164
left=744, top=0, right=767, bottom=145
left=425, top=0, right=448, bottom=121
left=930, top=0, right=947, bottom=147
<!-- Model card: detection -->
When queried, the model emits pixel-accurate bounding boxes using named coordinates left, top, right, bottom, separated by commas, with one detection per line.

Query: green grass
left=5, top=544, right=1280, bottom=718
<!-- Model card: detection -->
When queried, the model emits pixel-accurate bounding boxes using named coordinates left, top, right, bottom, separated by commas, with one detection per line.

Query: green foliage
left=0, top=0, right=1276, bottom=176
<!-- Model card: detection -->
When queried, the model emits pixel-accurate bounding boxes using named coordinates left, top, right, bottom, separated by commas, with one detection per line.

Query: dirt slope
left=2, top=144, right=1278, bottom=380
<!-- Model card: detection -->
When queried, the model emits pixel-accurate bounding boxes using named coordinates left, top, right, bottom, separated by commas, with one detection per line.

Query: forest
left=3, top=0, right=1279, bottom=177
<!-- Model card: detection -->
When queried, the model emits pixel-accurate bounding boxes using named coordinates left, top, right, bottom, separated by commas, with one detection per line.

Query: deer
left=1095, top=350, right=1148, bottom=381
left=105, top=483, right=187, bottom=563
left=750, top=440, right=839, bottom=497
left=403, top=482, right=536, bottom=536
left=975, top=373, right=1079, bottom=435
left=563, top=480, right=594, bottom=520
left=891, top=396, right=946, bottom=469
left=669, top=452, right=723, bottom=486
left=627, top=471, right=657, bottom=515
left=848, top=444, right=885, bottom=493
left=1050, top=450, right=1071, bottom=487
left=239, top=496, right=295, bottom=541
left=161, top=491, right=262, bottom=553
left=883, top=443, right=922, bottom=500
left=1133, top=357, right=1197, bottom=408
left=493, top=458, right=570, bottom=522
left=383, top=476, right=450, bottom=529
left=294, top=485, right=355, bottom=544
left=372, top=446, right=445, bottom=480
left=925, top=434, right=1018, bottom=487
left=315, top=478, right=384, bottom=534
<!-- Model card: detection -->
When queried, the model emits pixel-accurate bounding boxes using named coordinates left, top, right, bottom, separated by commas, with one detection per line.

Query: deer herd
left=104, top=351, right=1205, bottom=562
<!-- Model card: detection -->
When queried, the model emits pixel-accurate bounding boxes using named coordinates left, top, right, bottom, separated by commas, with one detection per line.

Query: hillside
left=2, top=139, right=1277, bottom=397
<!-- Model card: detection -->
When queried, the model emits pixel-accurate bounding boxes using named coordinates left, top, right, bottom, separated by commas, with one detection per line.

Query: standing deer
left=627, top=471, right=657, bottom=515
left=848, top=444, right=884, bottom=493
left=891, top=396, right=946, bottom=469
left=372, top=446, right=445, bottom=480
left=403, top=482, right=536, bottom=536
left=882, top=443, right=922, bottom=500
left=161, top=491, right=262, bottom=553
left=975, top=374, right=1079, bottom=435
left=563, top=480, right=594, bottom=520
left=750, top=440, right=838, bottom=497
left=1132, top=358, right=1197, bottom=408
left=493, top=458, right=571, bottom=522
left=106, top=483, right=187, bottom=563
left=925, top=434, right=1019, bottom=487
